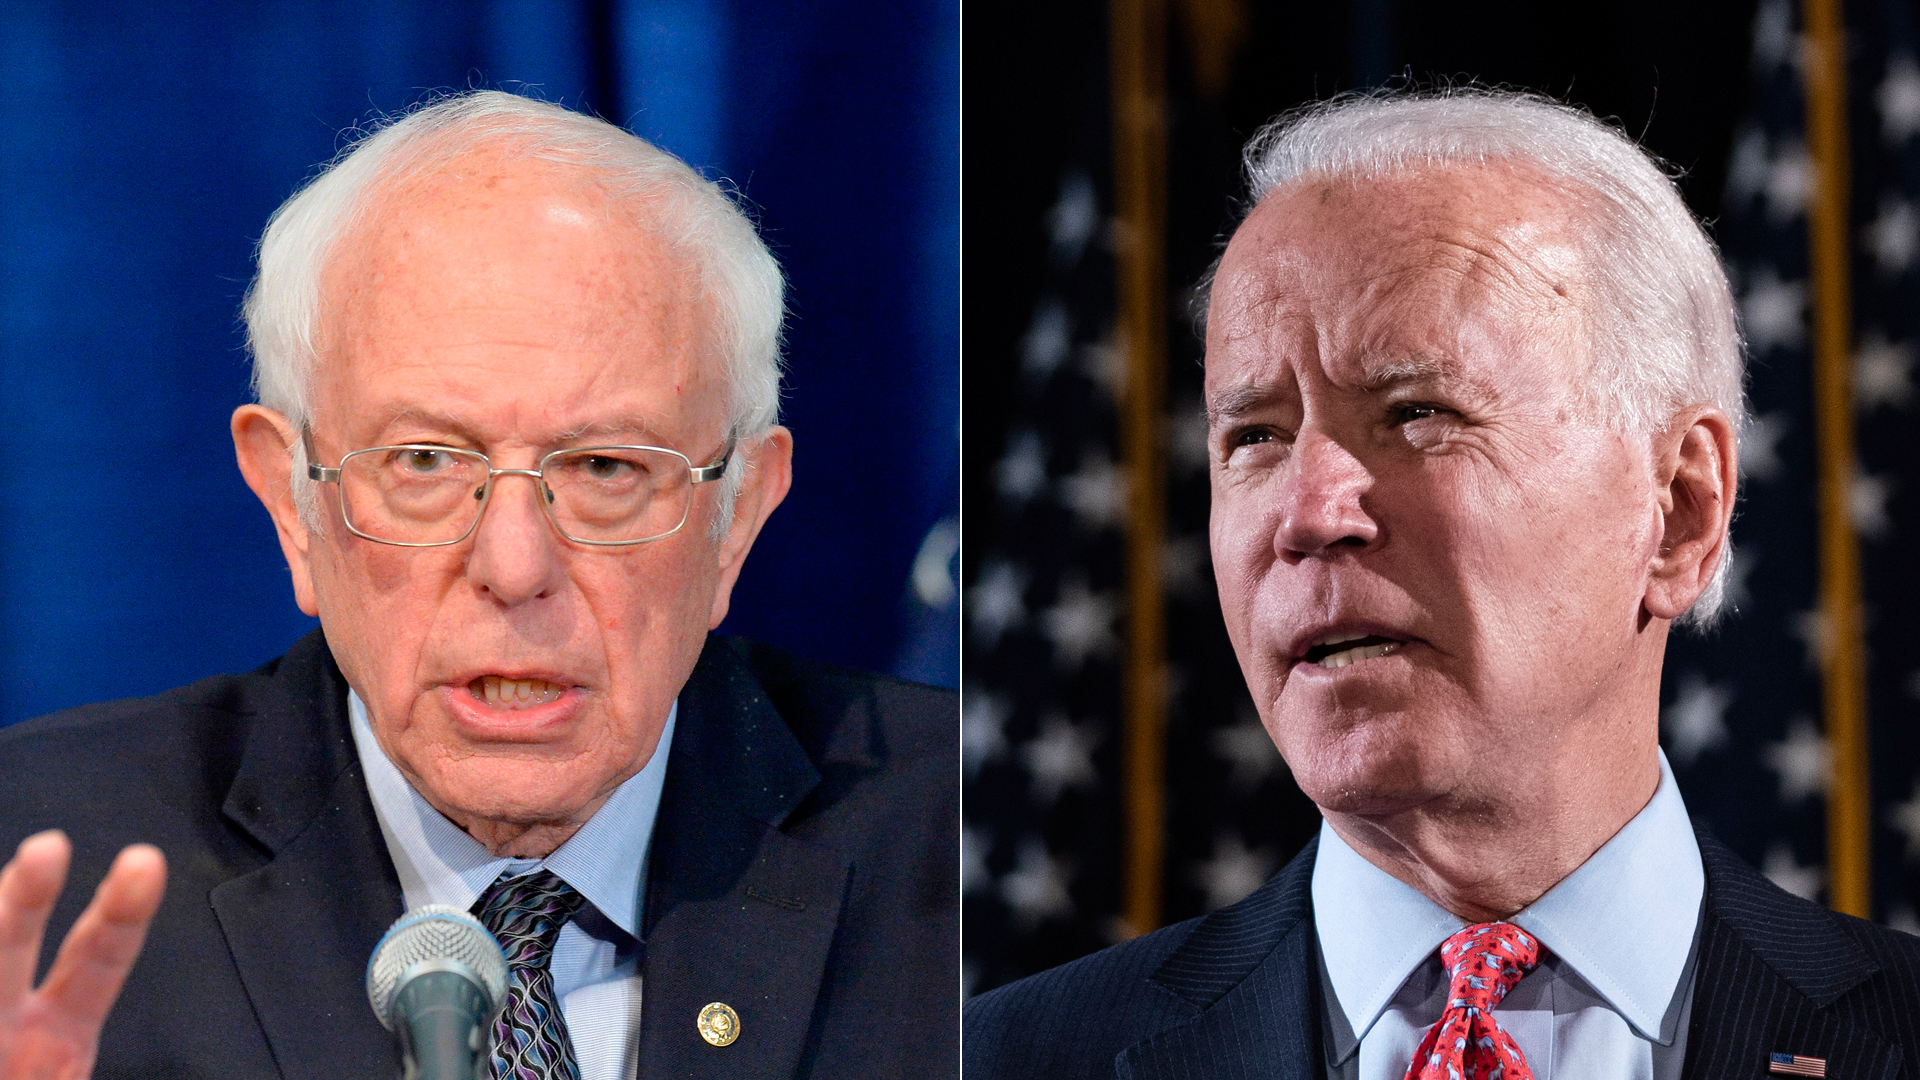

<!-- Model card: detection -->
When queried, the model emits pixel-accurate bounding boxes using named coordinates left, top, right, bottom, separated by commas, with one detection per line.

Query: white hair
left=1217, top=89, right=1748, bottom=628
left=242, top=90, right=784, bottom=540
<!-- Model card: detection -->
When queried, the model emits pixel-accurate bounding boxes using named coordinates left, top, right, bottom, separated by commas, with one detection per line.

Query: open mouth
left=1300, top=633, right=1403, bottom=669
left=469, top=675, right=568, bottom=710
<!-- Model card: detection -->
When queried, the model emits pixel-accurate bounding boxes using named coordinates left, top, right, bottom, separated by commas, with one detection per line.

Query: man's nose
left=1272, top=429, right=1379, bottom=561
left=466, top=471, right=568, bottom=605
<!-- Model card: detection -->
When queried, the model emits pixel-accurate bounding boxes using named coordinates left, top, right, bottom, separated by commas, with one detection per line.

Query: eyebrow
left=1206, top=382, right=1284, bottom=424
left=1355, top=355, right=1451, bottom=390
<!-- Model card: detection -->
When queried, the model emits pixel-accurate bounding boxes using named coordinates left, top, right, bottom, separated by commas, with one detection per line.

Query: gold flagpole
left=1111, top=0, right=1169, bottom=939
left=1801, top=0, right=1872, bottom=919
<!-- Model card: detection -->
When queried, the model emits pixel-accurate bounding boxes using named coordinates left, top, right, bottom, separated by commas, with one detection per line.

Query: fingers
left=36, top=844, right=166, bottom=1032
left=0, top=831, right=72, bottom=1004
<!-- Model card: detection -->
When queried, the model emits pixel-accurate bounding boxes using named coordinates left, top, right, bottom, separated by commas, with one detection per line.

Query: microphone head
left=366, top=904, right=510, bottom=1029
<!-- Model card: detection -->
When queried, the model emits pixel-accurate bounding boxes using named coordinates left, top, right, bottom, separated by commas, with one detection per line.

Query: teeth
left=1315, top=632, right=1370, bottom=648
left=1316, top=642, right=1400, bottom=669
left=474, top=675, right=567, bottom=709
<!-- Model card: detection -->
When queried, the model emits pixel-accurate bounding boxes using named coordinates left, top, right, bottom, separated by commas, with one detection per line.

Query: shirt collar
left=348, top=689, right=675, bottom=940
left=1311, top=750, right=1702, bottom=1051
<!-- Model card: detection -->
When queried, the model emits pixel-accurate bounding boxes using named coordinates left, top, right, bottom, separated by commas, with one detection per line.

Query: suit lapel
left=208, top=633, right=405, bottom=1080
left=1119, top=838, right=1322, bottom=1080
left=1681, top=828, right=1900, bottom=1080
left=636, top=636, right=848, bottom=1079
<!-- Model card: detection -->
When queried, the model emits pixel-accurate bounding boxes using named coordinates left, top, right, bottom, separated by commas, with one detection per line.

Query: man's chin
left=408, top=756, right=620, bottom=839
left=1282, top=732, right=1460, bottom=820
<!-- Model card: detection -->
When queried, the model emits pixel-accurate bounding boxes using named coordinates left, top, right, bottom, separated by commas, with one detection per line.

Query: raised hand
left=0, top=832, right=166, bottom=1080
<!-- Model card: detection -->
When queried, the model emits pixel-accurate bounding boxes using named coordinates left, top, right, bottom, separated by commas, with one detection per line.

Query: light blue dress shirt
left=348, top=691, right=674, bottom=1080
left=1311, top=750, right=1704, bottom=1080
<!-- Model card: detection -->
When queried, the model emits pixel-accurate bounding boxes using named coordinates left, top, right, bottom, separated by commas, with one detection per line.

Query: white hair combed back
left=1234, top=90, right=1748, bottom=627
left=243, top=90, right=784, bottom=535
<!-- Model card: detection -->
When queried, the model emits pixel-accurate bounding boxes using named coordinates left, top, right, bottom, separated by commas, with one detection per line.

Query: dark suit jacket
left=0, top=630, right=957, bottom=1079
left=966, top=831, right=1920, bottom=1079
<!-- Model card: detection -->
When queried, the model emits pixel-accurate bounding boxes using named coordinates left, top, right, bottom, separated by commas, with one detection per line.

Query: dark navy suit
left=966, top=834, right=1920, bottom=1079
left=0, top=630, right=957, bottom=1079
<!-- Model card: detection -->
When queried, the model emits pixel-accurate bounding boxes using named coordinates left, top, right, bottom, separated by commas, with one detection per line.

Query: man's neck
left=1322, top=743, right=1662, bottom=922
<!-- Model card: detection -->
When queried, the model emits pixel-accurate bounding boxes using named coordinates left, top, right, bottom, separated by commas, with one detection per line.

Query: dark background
left=960, top=0, right=1920, bottom=994
left=0, top=0, right=959, bottom=724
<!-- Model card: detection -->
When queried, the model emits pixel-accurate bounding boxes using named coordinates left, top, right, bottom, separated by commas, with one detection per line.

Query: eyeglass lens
left=338, top=446, right=694, bottom=545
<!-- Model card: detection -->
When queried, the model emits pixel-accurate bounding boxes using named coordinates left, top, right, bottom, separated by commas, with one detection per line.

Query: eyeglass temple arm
left=301, top=430, right=342, bottom=483
left=689, top=439, right=736, bottom=484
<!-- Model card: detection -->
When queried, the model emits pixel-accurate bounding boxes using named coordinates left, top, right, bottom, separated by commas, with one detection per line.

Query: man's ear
left=707, top=426, right=794, bottom=628
left=1644, top=406, right=1738, bottom=621
left=232, top=405, right=321, bottom=617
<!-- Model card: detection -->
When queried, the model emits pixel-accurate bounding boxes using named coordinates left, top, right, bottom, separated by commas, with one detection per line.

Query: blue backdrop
left=0, top=0, right=958, bottom=723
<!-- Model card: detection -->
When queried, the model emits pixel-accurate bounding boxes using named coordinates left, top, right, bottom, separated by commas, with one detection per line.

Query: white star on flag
left=1854, top=333, right=1915, bottom=409
left=1750, top=0, right=1795, bottom=72
left=1209, top=710, right=1283, bottom=793
left=1001, top=840, right=1074, bottom=928
left=1059, top=449, right=1125, bottom=528
left=1046, top=169, right=1099, bottom=268
left=1763, top=140, right=1813, bottom=223
left=1192, top=832, right=1277, bottom=911
left=1662, top=673, right=1733, bottom=768
left=1890, top=783, right=1920, bottom=863
left=1881, top=54, right=1920, bottom=144
left=1020, top=713, right=1100, bottom=804
left=1762, top=845, right=1824, bottom=902
left=1727, top=125, right=1770, bottom=205
left=1741, top=268, right=1807, bottom=354
left=963, top=688, right=1009, bottom=777
left=968, top=561, right=1028, bottom=647
left=1850, top=471, right=1896, bottom=541
left=996, top=429, right=1047, bottom=502
left=1764, top=718, right=1832, bottom=802
left=1040, top=575, right=1117, bottom=670
left=1867, top=197, right=1920, bottom=274
left=1021, top=298, right=1071, bottom=380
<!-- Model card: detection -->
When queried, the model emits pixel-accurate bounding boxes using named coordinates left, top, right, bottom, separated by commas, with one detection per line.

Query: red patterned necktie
left=1403, top=922, right=1543, bottom=1080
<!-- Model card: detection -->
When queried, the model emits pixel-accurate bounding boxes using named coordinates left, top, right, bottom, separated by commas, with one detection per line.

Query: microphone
left=367, top=905, right=511, bottom=1080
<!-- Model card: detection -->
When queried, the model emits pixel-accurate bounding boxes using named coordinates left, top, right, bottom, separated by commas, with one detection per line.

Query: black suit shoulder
left=964, top=916, right=1203, bottom=1080
left=729, top=636, right=956, bottom=762
left=0, top=635, right=358, bottom=1079
left=967, top=837, right=1321, bottom=1080
left=1687, top=829, right=1920, bottom=1076
left=0, top=647, right=325, bottom=888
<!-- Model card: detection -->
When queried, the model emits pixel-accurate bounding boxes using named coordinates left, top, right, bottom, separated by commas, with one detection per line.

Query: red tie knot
left=1439, top=922, right=1541, bottom=1013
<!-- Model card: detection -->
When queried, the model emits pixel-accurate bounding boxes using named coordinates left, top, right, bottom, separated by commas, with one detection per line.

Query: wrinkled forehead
left=1204, top=163, right=1594, bottom=395
left=312, top=149, right=724, bottom=420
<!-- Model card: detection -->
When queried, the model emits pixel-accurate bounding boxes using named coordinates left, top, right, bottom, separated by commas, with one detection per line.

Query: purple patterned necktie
left=472, top=869, right=587, bottom=1080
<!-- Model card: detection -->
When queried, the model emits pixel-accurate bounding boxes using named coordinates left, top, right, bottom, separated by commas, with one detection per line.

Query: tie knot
left=1438, top=922, right=1540, bottom=1012
left=472, top=869, right=586, bottom=971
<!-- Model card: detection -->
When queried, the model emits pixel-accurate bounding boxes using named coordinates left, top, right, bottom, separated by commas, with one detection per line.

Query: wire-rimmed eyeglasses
left=303, top=433, right=734, bottom=547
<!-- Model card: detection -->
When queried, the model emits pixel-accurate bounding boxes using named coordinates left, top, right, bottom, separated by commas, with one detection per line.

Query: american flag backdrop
left=1668, top=0, right=1920, bottom=930
left=964, top=0, right=1920, bottom=998
left=963, top=0, right=1339, bottom=995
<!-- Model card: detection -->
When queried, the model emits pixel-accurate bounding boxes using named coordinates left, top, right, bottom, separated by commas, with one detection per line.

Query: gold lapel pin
left=697, top=1002, right=741, bottom=1047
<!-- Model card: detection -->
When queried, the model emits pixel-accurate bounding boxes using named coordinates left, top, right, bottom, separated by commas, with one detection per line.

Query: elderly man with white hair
left=0, top=91, right=955, bottom=1080
left=966, top=90, right=1920, bottom=1080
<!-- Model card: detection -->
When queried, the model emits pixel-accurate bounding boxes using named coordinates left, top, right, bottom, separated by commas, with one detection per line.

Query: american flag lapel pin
left=1769, top=1052, right=1827, bottom=1077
